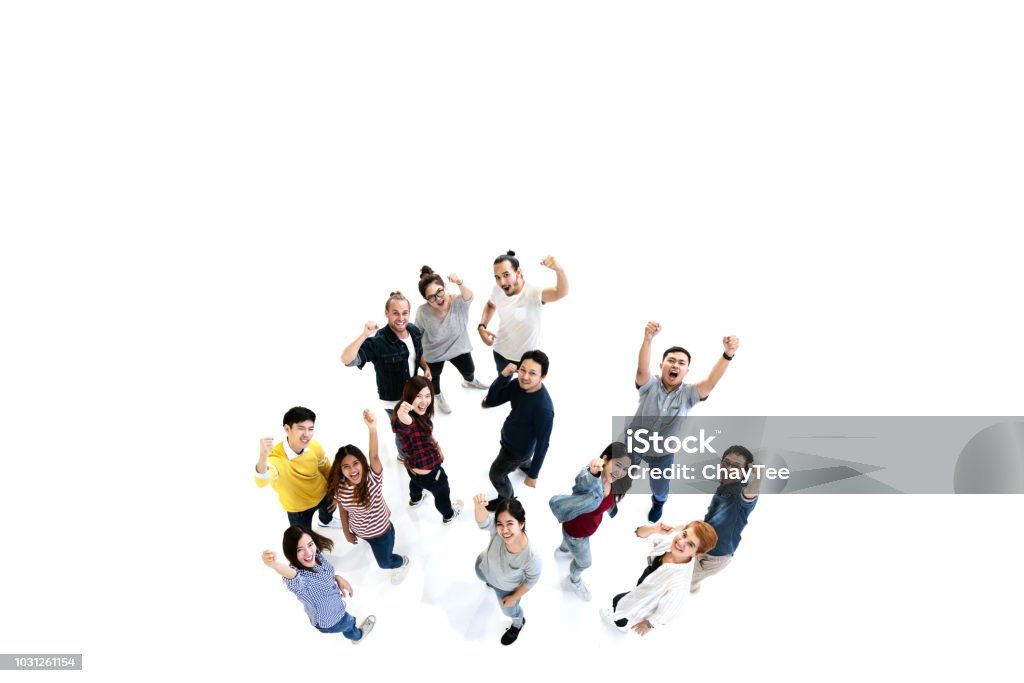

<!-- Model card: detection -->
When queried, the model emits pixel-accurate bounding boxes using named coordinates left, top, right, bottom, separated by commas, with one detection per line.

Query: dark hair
left=282, top=525, right=334, bottom=571
left=493, top=250, right=521, bottom=271
left=518, top=349, right=549, bottom=376
left=283, top=406, right=316, bottom=427
left=603, top=441, right=635, bottom=499
left=400, top=376, right=434, bottom=430
left=722, top=445, right=754, bottom=467
left=417, top=266, right=445, bottom=299
left=328, top=445, right=372, bottom=508
left=385, top=290, right=410, bottom=312
left=661, top=346, right=692, bottom=364
left=493, top=497, right=527, bottom=532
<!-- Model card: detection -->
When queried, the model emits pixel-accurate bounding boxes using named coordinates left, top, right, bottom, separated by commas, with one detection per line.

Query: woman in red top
left=391, top=376, right=464, bottom=525
left=551, top=442, right=632, bottom=601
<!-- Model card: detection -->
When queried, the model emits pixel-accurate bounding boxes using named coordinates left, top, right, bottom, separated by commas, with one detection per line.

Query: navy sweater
left=484, top=375, right=555, bottom=479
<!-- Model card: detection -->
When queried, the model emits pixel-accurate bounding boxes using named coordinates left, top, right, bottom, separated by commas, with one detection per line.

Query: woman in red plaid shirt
left=391, top=376, right=465, bottom=525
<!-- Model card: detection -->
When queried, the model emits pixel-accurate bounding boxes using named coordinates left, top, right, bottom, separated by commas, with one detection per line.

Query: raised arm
left=473, top=493, right=490, bottom=525
left=482, top=364, right=518, bottom=407
left=540, top=255, right=568, bottom=303
left=255, top=437, right=274, bottom=475
left=478, top=300, right=497, bottom=346
left=341, top=322, right=379, bottom=366
left=364, top=409, right=382, bottom=475
left=635, top=321, right=661, bottom=388
left=695, top=336, right=740, bottom=400
left=261, top=550, right=297, bottom=580
left=449, top=273, right=472, bottom=301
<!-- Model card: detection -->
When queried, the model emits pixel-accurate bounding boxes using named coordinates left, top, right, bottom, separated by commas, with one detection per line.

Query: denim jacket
left=549, top=467, right=603, bottom=523
left=349, top=324, right=424, bottom=402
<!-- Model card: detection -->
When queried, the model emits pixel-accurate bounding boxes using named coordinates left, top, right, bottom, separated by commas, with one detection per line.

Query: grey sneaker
left=567, top=576, right=592, bottom=601
left=352, top=615, right=376, bottom=644
left=410, top=489, right=431, bottom=507
left=317, top=516, right=342, bottom=529
left=555, top=545, right=571, bottom=556
left=462, top=377, right=489, bottom=390
left=443, top=499, right=464, bottom=525
left=435, top=394, right=452, bottom=414
left=390, top=555, right=410, bottom=585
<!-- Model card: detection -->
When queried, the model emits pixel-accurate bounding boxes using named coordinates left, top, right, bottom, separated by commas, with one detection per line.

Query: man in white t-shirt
left=478, top=251, right=569, bottom=376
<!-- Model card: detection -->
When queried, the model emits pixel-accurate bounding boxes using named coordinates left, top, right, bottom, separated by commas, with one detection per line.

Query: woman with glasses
left=414, top=265, right=488, bottom=414
left=548, top=442, right=633, bottom=602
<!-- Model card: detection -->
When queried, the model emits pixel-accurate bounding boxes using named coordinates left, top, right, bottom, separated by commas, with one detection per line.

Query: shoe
left=647, top=501, right=664, bottom=523
left=462, top=377, right=489, bottom=390
left=390, top=556, right=410, bottom=585
left=690, top=583, right=702, bottom=594
left=317, top=516, right=342, bottom=529
left=436, top=394, right=452, bottom=414
left=409, top=490, right=431, bottom=507
left=484, top=498, right=501, bottom=512
left=555, top=545, right=570, bottom=556
left=351, top=615, right=376, bottom=644
left=500, top=619, right=525, bottom=645
left=567, top=576, right=592, bottom=602
left=443, top=499, right=464, bottom=525
left=600, top=607, right=628, bottom=633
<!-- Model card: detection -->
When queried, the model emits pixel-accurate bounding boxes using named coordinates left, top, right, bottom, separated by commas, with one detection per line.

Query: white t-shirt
left=490, top=282, right=544, bottom=361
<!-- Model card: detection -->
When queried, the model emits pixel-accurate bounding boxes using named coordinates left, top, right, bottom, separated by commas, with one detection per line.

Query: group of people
left=255, top=250, right=758, bottom=645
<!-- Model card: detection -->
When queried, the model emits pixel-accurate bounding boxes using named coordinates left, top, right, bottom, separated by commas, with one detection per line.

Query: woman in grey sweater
left=472, top=493, right=541, bottom=646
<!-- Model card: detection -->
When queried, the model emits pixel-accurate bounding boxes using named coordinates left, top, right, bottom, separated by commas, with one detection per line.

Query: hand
left=473, top=493, right=489, bottom=509
left=589, top=458, right=605, bottom=475
left=632, top=620, right=652, bottom=636
left=261, top=550, right=277, bottom=566
left=335, top=575, right=354, bottom=598
left=448, top=273, right=463, bottom=285
left=644, top=321, right=662, bottom=342
left=479, top=327, right=497, bottom=346
left=397, top=401, right=413, bottom=420
left=658, top=522, right=675, bottom=534
left=723, top=335, right=740, bottom=356
left=501, top=363, right=518, bottom=378
left=259, top=437, right=274, bottom=458
left=362, top=409, right=376, bottom=428
left=363, top=321, right=379, bottom=337
left=540, top=255, right=563, bottom=272
left=344, top=531, right=358, bottom=545
left=501, top=595, right=520, bottom=608
left=424, top=367, right=432, bottom=381
left=524, top=476, right=537, bottom=488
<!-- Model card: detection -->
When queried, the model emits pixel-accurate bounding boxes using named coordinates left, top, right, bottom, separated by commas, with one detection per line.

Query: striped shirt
left=335, top=468, right=391, bottom=538
left=283, top=552, right=347, bottom=628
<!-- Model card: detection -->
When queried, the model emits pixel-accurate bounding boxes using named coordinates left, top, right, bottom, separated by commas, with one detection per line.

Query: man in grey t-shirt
left=628, top=321, right=740, bottom=522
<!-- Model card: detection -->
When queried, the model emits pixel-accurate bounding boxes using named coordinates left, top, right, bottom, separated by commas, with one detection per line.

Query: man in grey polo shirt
left=628, top=321, right=740, bottom=522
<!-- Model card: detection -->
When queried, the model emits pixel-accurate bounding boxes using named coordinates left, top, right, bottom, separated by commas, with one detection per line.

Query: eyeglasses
left=426, top=290, right=446, bottom=303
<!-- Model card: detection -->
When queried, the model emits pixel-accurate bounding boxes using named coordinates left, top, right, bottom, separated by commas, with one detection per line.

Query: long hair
left=328, top=445, right=372, bottom=508
left=282, top=524, right=335, bottom=572
left=600, top=441, right=635, bottom=501
left=400, top=376, right=434, bottom=433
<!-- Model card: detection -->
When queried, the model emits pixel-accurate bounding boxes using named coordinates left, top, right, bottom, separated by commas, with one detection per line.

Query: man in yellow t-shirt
left=254, top=406, right=340, bottom=528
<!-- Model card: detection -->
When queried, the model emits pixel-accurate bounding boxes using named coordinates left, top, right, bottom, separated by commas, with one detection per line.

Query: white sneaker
left=410, top=489, right=432, bottom=507
left=435, top=394, right=452, bottom=414
left=317, top=516, right=342, bottom=529
left=443, top=499, right=464, bottom=525
left=390, top=555, right=410, bottom=585
left=600, top=607, right=628, bottom=632
left=461, top=377, right=489, bottom=390
left=567, top=576, right=592, bottom=601
left=352, top=615, right=376, bottom=644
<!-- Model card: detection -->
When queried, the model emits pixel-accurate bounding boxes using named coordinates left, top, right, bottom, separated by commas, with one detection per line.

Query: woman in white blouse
left=600, top=520, right=718, bottom=636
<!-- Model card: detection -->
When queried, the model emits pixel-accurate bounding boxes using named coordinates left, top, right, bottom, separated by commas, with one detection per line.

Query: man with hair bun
left=478, top=250, right=569, bottom=376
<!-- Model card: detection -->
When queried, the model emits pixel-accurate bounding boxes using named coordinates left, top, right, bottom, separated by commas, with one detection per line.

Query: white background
left=2, top=1, right=1022, bottom=680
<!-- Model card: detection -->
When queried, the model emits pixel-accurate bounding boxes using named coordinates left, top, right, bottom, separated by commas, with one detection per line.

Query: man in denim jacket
left=341, top=292, right=431, bottom=461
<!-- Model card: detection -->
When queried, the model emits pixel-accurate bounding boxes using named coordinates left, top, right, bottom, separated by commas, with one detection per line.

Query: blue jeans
left=493, top=350, right=518, bottom=375
left=560, top=529, right=593, bottom=583
left=287, top=492, right=335, bottom=528
left=384, top=408, right=406, bottom=460
left=316, top=611, right=362, bottom=641
left=475, top=554, right=524, bottom=627
left=640, top=453, right=674, bottom=505
left=360, top=523, right=403, bottom=569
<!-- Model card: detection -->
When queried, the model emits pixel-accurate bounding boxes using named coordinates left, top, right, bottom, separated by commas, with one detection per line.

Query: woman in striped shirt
left=262, top=525, right=375, bottom=643
left=329, top=409, right=411, bottom=585
left=392, top=376, right=464, bottom=524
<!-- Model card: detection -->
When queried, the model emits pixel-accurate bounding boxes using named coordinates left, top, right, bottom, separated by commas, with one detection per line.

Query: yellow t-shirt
left=255, top=440, right=331, bottom=512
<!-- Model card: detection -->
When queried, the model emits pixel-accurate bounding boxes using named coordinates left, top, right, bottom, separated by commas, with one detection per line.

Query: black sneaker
left=647, top=501, right=664, bottom=523
left=500, top=619, right=525, bottom=645
left=484, top=498, right=500, bottom=512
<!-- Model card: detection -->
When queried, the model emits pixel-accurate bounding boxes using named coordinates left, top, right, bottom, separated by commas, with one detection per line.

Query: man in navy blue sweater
left=482, top=350, right=555, bottom=508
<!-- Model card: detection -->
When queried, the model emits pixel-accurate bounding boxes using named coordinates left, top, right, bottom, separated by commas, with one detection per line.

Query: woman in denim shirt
left=549, top=442, right=632, bottom=602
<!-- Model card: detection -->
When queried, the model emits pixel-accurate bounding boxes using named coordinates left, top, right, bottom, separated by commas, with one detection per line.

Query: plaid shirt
left=391, top=413, right=443, bottom=471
